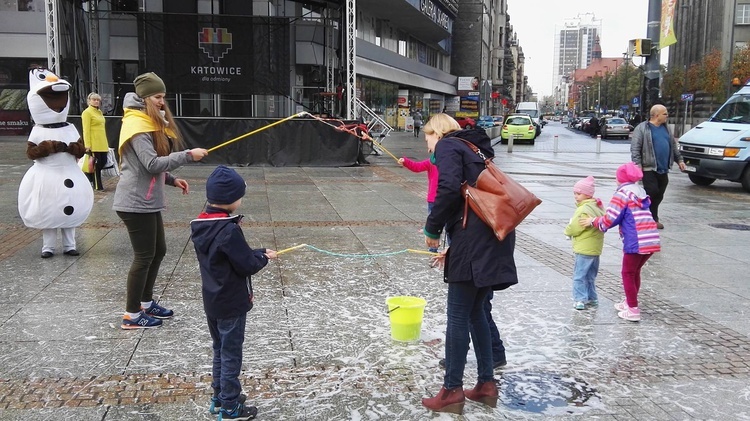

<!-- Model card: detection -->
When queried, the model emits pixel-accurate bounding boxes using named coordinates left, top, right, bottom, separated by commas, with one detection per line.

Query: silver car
left=600, top=117, right=632, bottom=139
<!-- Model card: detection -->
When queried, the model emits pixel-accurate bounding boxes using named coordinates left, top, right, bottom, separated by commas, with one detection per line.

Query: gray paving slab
left=1, top=124, right=750, bottom=419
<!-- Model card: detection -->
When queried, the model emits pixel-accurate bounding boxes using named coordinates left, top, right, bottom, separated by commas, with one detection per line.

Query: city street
left=1, top=126, right=750, bottom=420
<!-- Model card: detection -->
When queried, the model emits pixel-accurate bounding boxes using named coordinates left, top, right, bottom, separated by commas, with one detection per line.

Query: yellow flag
left=660, top=0, right=678, bottom=48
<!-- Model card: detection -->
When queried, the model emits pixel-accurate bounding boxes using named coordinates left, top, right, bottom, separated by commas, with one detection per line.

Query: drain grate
left=709, top=223, right=750, bottom=231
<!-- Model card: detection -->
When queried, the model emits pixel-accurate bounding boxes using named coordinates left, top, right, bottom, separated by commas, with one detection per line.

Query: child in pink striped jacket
left=580, top=162, right=660, bottom=322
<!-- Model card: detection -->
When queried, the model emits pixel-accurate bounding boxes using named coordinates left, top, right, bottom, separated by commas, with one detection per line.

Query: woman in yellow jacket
left=81, top=92, right=109, bottom=190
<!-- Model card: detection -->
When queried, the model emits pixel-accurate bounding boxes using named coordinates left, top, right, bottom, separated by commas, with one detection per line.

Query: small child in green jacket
left=564, top=176, right=605, bottom=310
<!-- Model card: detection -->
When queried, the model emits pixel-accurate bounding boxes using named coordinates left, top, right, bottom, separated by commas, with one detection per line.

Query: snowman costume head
left=27, top=68, right=72, bottom=125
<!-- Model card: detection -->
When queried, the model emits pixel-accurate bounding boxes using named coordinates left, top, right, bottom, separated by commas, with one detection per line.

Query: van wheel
left=741, top=167, right=750, bottom=192
left=688, top=173, right=716, bottom=186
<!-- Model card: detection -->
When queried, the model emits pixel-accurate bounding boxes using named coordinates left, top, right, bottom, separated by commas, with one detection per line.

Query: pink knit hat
left=616, top=162, right=643, bottom=183
left=573, top=176, right=596, bottom=197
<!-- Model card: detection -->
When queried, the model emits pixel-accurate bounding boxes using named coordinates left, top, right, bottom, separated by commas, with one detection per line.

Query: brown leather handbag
left=459, top=139, right=542, bottom=241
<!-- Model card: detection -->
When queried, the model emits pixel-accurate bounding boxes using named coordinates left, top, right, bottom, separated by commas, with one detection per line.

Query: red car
left=454, top=116, right=476, bottom=129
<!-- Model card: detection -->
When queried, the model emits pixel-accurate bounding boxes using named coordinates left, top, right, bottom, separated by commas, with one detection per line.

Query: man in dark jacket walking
left=631, top=104, right=686, bottom=229
left=191, top=166, right=277, bottom=420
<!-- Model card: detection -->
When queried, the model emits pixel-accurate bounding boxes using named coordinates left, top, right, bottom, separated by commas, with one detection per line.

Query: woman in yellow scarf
left=113, top=72, right=208, bottom=330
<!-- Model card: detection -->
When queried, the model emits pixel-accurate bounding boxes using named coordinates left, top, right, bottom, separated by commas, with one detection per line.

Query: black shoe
left=41, top=251, right=53, bottom=258
left=656, top=222, right=664, bottom=229
left=64, top=249, right=80, bottom=256
left=220, top=402, right=257, bottom=420
left=439, top=358, right=507, bottom=370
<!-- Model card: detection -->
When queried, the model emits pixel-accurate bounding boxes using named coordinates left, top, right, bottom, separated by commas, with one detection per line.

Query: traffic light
left=631, top=39, right=652, bottom=57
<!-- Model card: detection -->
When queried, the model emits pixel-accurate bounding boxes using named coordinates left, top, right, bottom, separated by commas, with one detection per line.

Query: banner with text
left=143, top=14, right=290, bottom=95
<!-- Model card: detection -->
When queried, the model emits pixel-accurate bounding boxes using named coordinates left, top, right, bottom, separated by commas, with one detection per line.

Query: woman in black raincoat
left=421, top=114, right=518, bottom=414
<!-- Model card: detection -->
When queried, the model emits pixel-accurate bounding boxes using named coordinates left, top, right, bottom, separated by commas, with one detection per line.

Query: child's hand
left=429, top=250, right=447, bottom=269
left=579, top=217, right=593, bottom=227
left=264, top=249, right=278, bottom=260
left=397, top=158, right=404, bottom=166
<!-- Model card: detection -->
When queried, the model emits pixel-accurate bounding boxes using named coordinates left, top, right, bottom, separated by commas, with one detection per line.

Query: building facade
left=0, top=0, right=526, bottom=135
left=552, top=12, right=601, bottom=110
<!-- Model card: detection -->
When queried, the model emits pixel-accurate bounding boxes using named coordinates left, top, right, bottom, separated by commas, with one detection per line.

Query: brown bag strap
left=457, top=138, right=493, bottom=166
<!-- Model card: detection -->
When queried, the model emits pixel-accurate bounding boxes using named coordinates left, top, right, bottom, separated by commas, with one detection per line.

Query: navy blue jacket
left=424, top=129, right=518, bottom=290
left=190, top=206, right=269, bottom=319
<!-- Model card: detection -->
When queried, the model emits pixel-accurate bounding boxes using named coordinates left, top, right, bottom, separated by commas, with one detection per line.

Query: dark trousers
left=641, top=171, right=669, bottom=222
left=117, top=211, right=166, bottom=313
left=444, top=282, right=493, bottom=389
left=477, top=290, right=505, bottom=363
left=85, top=151, right=109, bottom=190
left=208, top=314, right=247, bottom=409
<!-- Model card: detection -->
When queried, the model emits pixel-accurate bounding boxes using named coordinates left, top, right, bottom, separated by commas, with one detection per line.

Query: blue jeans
left=207, top=314, right=247, bottom=408
left=444, top=282, right=493, bottom=389
left=473, top=290, right=505, bottom=363
left=572, top=253, right=599, bottom=302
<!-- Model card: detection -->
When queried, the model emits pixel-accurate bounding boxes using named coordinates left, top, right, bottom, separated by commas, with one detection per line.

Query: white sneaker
left=614, top=300, right=628, bottom=312
left=574, top=301, right=586, bottom=310
left=618, top=307, right=641, bottom=322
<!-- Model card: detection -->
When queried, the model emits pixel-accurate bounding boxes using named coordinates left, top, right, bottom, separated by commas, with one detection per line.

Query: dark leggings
left=86, top=151, right=109, bottom=190
left=117, top=211, right=167, bottom=313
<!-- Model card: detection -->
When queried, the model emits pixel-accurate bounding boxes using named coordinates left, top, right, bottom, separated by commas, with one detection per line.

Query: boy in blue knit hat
left=190, top=165, right=277, bottom=420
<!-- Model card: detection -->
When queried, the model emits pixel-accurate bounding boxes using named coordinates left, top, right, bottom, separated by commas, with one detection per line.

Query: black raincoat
left=424, top=129, right=518, bottom=290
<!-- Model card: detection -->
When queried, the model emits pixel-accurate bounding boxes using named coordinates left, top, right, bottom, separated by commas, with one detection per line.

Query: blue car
left=477, top=116, right=495, bottom=129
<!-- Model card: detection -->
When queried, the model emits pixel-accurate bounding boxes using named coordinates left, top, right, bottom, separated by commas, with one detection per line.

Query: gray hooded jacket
left=112, top=93, right=191, bottom=213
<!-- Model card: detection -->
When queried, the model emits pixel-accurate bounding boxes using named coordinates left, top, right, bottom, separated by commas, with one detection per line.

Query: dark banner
left=68, top=117, right=362, bottom=167
left=143, top=14, right=290, bottom=95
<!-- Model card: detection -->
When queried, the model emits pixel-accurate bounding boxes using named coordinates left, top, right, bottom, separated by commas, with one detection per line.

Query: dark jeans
left=117, top=211, right=166, bottom=313
left=444, top=282, right=493, bottom=389
left=207, top=314, right=247, bottom=408
left=641, top=171, right=669, bottom=222
left=474, top=290, right=505, bottom=364
left=414, top=125, right=421, bottom=137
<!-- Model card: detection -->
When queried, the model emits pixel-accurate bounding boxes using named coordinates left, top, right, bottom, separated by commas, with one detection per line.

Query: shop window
left=112, top=0, right=138, bottom=13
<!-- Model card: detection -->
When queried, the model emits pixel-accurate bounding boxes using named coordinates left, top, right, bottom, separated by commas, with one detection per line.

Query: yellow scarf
left=118, top=108, right=176, bottom=154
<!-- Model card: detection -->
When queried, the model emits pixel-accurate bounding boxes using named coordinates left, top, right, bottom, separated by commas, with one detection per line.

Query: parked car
left=454, top=116, right=476, bottom=129
left=679, top=82, right=750, bottom=192
left=477, top=115, right=495, bottom=129
left=491, top=115, right=504, bottom=126
left=500, top=114, right=536, bottom=145
left=599, top=117, right=632, bottom=139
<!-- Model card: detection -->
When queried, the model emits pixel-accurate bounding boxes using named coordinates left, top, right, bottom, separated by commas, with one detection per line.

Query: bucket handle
left=388, top=305, right=400, bottom=313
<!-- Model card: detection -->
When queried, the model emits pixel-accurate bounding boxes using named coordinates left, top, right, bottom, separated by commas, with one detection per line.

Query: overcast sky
left=507, top=0, right=659, bottom=98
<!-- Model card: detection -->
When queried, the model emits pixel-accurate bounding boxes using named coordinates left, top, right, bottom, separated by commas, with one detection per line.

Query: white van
left=678, top=83, right=750, bottom=192
left=516, top=102, right=542, bottom=135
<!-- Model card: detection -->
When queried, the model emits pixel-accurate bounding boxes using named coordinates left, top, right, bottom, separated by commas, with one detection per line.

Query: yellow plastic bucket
left=386, top=296, right=427, bottom=342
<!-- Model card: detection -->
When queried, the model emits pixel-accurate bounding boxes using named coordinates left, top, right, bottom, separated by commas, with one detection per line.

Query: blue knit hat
left=206, top=166, right=246, bottom=205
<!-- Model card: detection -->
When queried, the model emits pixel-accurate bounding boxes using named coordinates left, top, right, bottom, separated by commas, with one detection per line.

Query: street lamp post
left=622, top=52, right=629, bottom=118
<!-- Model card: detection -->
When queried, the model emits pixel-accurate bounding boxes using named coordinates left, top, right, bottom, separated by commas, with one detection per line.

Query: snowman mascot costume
left=18, top=68, right=94, bottom=258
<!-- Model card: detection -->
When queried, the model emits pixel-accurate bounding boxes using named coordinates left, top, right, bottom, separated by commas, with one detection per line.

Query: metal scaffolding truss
left=44, top=0, right=60, bottom=73
left=324, top=7, right=335, bottom=95
left=87, top=0, right=99, bottom=94
left=345, top=0, right=356, bottom=119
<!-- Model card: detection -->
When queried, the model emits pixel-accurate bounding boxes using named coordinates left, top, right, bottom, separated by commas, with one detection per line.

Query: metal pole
left=727, top=1, right=738, bottom=98
left=553, top=134, right=558, bottom=153
left=596, top=134, right=601, bottom=154
left=507, top=133, right=514, bottom=153
left=644, top=0, right=662, bottom=112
